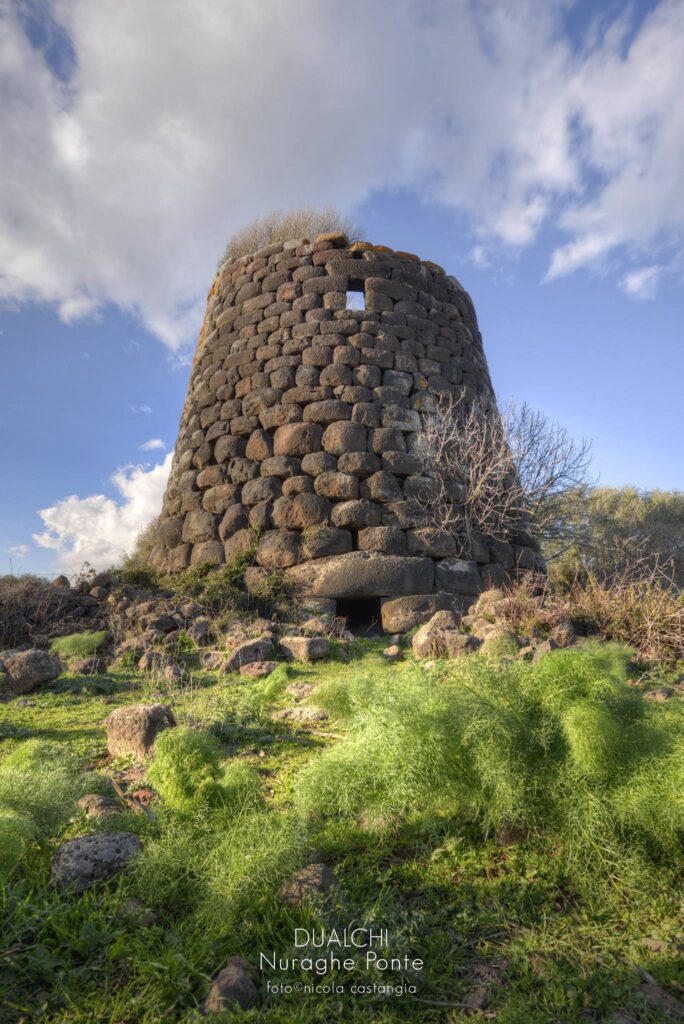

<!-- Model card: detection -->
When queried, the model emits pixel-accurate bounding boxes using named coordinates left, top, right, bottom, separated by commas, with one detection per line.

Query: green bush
left=146, top=727, right=224, bottom=814
left=162, top=548, right=257, bottom=612
left=49, top=630, right=109, bottom=662
left=293, top=644, right=684, bottom=889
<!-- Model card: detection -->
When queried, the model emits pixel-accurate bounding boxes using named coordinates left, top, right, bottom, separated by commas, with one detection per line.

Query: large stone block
left=434, top=558, right=481, bottom=595
left=273, top=422, right=322, bottom=457
left=286, top=551, right=434, bottom=598
left=380, top=592, right=462, bottom=633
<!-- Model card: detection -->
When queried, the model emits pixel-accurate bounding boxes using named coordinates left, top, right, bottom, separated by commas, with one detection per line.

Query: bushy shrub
left=500, top=570, right=683, bottom=665
left=293, top=645, right=683, bottom=889
left=49, top=630, right=109, bottom=662
left=146, top=727, right=264, bottom=817
left=163, top=549, right=257, bottom=612
left=0, top=575, right=75, bottom=648
left=146, top=728, right=224, bottom=814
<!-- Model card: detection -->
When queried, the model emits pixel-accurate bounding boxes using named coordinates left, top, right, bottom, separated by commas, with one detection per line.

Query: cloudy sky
left=1, top=0, right=683, bottom=575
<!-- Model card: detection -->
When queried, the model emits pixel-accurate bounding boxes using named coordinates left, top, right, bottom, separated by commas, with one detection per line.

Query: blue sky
left=1, top=0, right=683, bottom=575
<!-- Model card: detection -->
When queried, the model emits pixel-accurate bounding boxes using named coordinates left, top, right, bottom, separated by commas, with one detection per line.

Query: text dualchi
left=260, top=927, right=424, bottom=976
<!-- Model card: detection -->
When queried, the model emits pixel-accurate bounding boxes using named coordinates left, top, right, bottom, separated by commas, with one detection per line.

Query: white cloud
left=1, top=0, right=683, bottom=349
left=130, top=404, right=153, bottom=415
left=7, top=544, right=30, bottom=560
left=140, top=437, right=165, bottom=451
left=33, top=453, right=172, bottom=573
left=621, top=265, right=663, bottom=300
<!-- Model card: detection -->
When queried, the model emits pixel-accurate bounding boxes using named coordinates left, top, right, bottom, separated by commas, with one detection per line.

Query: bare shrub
left=221, top=206, right=361, bottom=263
left=0, top=576, right=75, bottom=648
left=498, top=555, right=683, bottom=665
left=415, top=393, right=592, bottom=558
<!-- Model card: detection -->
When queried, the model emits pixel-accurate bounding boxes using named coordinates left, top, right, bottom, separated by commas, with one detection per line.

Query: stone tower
left=150, top=233, right=543, bottom=631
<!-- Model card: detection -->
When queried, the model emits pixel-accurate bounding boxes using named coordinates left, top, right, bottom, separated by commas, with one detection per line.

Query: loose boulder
left=278, top=862, right=338, bottom=906
left=77, top=794, right=120, bottom=819
left=0, top=649, right=62, bottom=694
left=106, top=703, right=176, bottom=760
left=51, top=832, right=142, bottom=891
left=224, top=637, right=274, bottom=673
left=203, top=956, right=258, bottom=1014
left=412, top=611, right=480, bottom=660
left=380, top=592, right=460, bottom=633
left=279, top=636, right=331, bottom=662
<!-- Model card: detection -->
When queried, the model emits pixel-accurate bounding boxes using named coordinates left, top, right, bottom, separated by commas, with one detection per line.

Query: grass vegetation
left=0, top=638, right=681, bottom=1022
left=221, top=206, right=360, bottom=263
left=49, top=630, right=109, bottom=662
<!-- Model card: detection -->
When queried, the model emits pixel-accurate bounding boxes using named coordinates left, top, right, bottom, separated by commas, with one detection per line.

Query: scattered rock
left=70, top=656, right=108, bottom=675
left=412, top=611, right=480, bottom=660
left=162, top=662, right=183, bottom=683
left=138, top=650, right=166, bottom=672
left=240, top=660, right=278, bottom=679
left=77, top=794, right=121, bottom=819
left=533, top=637, right=561, bottom=660
left=52, top=574, right=71, bottom=589
left=187, top=619, right=212, bottom=646
left=461, top=986, right=489, bottom=1011
left=203, top=956, right=258, bottom=1014
left=382, top=644, right=402, bottom=661
left=279, top=636, right=331, bottom=662
left=106, top=703, right=176, bottom=760
left=644, top=687, right=672, bottom=702
left=274, top=706, right=327, bottom=724
left=286, top=682, right=316, bottom=701
left=641, top=936, right=669, bottom=953
left=278, top=862, right=338, bottom=906
left=0, top=649, right=62, bottom=694
left=51, top=832, right=142, bottom=892
left=117, top=896, right=159, bottom=928
left=224, top=637, right=274, bottom=673
left=380, top=592, right=461, bottom=633
left=638, top=981, right=684, bottom=1019
left=496, top=820, right=529, bottom=847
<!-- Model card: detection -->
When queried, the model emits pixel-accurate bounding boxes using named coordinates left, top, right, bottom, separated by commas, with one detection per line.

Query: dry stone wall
left=150, top=233, right=543, bottom=624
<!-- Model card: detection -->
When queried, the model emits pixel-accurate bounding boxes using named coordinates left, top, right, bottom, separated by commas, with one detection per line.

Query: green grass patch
left=49, top=630, right=109, bottom=662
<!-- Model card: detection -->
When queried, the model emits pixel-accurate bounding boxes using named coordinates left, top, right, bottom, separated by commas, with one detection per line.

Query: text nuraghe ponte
left=150, top=233, right=544, bottom=631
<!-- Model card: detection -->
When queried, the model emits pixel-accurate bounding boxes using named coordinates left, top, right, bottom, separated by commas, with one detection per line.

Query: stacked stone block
left=150, top=233, right=543, bottom=625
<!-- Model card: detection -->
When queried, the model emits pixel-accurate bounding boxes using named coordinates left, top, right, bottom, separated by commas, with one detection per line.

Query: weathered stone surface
left=412, top=612, right=479, bottom=659
left=357, top=525, right=407, bottom=555
left=434, top=558, right=481, bottom=595
left=287, top=551, right=434, bottom=598
left=77, top=794, right=120, bottom=818
left=0, top=649, right=62, bottom=694
left=273, top=422, right=322, bottom=457
left=302, top=527, right=352, bottom=559
left=279, top=636, right=331, bottom=661
left=256, top=530, right=301, bottom=568
left=278, top=862, right=338, bottom=906
left=380, top=592, right=459, bottom=633
left=240, top=660, right=278, bottom=679
left=51, top=832, right=142, bottom=891
left=203, top=956, right=258, bottom=1014
left=224, top=637, right=274, bottom=673
left=106, top=704, right=176, bottom=759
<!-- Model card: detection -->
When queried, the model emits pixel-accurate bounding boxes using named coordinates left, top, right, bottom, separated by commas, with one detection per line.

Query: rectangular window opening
left=346, top=280, right=365, bottom=310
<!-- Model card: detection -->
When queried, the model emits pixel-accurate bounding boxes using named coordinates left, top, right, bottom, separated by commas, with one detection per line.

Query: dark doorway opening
left=336, top=596, right=382, bottom=635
